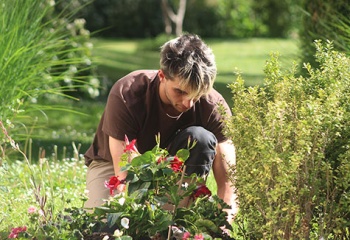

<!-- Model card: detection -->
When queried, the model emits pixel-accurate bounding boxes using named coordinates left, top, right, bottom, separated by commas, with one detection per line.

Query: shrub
left=225, top=41, right=350, bottom=239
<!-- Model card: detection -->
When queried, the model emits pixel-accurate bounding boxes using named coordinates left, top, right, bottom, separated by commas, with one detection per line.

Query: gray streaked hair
left=160, top=33, right=217, bottom=98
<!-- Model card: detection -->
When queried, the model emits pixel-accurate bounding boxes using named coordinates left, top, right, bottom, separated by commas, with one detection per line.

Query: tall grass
left=0, top=0, right=91, bottom=161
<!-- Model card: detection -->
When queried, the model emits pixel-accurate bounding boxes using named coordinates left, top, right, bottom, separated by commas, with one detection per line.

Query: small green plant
left=0, top=120, right=89, bottom=239
left=225, top=40, right=350, bottom=239
left=86, top=135, right=233, bottom=240
left=1, top=123, right=232, bottom=239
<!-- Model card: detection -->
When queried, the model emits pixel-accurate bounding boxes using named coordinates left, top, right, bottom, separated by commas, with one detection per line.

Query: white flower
left=113, top=229, right=123, bottom=237
left=208, top=196, right=215, bottom=202
left=102, top=236, right=109, bottom=240
left=121, top=217, right=129, bottom=229
left=118, top=197, right=126, bottom=206
left=171, top=226, right=184, bottom=240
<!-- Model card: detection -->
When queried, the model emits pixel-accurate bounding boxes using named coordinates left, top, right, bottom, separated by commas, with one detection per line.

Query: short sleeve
left=102, top=90, right=138, bottom=141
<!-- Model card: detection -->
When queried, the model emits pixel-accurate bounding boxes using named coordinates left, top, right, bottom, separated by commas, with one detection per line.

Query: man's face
left=159, top=71, right=199, bottom=114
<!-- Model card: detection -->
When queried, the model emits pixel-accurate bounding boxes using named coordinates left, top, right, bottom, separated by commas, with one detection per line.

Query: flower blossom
left=191, top=185, right=212, bottom=200
left=8, top=226, right=27, bottom=239
left=113, top=229, right=123, bottom=237
left=121, top=217, right=130, bottom=229
left=124, top=135, right=138, bottom=153
left=182, top=232, right=191, bottom=239
left=104, top=176, right=126, bottom=195
left=170, top=156, right=183, bottom=172
left=194, top=233, right=204, bottom=240
left=28, top=206, right=37, bottom=214
left=156, top=156, right=166, bottom=164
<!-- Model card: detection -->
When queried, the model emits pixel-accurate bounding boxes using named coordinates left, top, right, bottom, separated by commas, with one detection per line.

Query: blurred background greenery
left=1, top=0, right=349, bottom=238
left=1, top=0, right=349, bottom=161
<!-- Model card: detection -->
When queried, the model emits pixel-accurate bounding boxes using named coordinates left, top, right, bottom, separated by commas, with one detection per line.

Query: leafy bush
left=84, top=136, right=233, bottom=239
left=225, top=41, right=350, bottom=239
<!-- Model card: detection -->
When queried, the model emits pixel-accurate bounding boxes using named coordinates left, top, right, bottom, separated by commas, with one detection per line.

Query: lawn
left=93, top=37, right=299, bottom=106
left=0, top=37, right=299, bottom=238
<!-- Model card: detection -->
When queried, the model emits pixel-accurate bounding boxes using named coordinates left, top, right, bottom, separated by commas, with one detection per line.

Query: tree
left=161, top=0, right=187, bottom=36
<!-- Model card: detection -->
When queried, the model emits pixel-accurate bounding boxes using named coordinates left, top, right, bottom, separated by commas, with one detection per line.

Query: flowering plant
left=90, top=135, right=233, bottom=240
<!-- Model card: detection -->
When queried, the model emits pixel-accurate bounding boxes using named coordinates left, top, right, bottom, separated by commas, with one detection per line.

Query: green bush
left=225, top=41, right=350, bottom=239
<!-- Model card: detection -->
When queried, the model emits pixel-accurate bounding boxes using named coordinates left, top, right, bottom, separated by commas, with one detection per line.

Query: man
left=84, top=33, right=237, bottom=220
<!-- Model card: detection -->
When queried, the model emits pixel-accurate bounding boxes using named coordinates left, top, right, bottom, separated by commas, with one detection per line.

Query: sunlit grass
left=92, top=37, right=299, bottom=106
left=0, top=157, right=87, bottom=238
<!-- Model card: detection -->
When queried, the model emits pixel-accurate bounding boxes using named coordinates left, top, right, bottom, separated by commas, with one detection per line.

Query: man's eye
left=175, top=89, right=185, bottom=95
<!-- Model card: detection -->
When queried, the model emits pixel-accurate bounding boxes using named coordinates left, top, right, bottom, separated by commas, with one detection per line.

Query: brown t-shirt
left=84, top=70, right=232, bottom=166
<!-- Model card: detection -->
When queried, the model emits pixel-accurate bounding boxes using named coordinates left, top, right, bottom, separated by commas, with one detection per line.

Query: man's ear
left=158, top=70, right=165, bottom=82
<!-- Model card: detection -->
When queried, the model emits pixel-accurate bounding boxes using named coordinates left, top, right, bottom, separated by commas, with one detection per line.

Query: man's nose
left=182, top=98, right=194, bottom=109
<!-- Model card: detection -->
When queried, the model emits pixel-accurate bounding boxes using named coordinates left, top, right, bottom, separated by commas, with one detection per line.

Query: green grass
left=92, top=37, right=299, bottom=106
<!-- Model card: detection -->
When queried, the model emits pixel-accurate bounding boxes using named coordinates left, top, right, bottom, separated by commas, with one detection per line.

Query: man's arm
left=109, top=136, right=128, bottom=179
left=212, top=139, right=238, bottom=221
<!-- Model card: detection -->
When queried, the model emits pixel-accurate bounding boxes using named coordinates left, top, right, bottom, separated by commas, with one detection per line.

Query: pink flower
left=170, top=156, right=183, bottom=172
left=182, top=231, right=191, bottom=239
left=28, top=206, right=37, bottom=214
left=191, top=185, right=212, bottom=200
left=194, top=233, right=204, bottom=240
left=104, top=176, right=126, bottom=195
left=156, top=156, right=166, bottom=164
left=124, top=135, right=138, bottom=153
left=8, top=226, right=27, bottom=239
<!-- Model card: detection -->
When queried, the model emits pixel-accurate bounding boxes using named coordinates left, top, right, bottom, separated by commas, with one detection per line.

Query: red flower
left=156, top=156, right=166, bottom=164
left=124, top=135, right=138, bottom=153
left=104, top=176, right=126, bottom=195
left=194, top=233, right=204, bottom=240
left=170, top=156, right=183, bottom=172
left=8, top=226, right=27, bottom=239
left=191, top=185, right=212, bottom=200
left=182, top=232, right=191, bottom=239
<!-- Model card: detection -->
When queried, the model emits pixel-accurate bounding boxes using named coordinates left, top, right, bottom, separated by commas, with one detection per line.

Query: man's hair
left=160, top=33, right=217, bottom=98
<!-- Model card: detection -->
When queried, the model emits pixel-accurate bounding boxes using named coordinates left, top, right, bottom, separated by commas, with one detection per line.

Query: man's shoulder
left=109, top=70, right=158, bottom=109
left=119, top=70, right=158, bottom=84
left=110, top=70, right=158, bottom=93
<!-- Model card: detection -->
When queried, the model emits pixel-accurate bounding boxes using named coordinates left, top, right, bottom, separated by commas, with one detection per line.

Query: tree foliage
left=62, top=0, right=301, bottom=38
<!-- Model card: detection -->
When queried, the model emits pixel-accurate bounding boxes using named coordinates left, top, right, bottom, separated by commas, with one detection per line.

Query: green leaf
left=139, top=169, right=153, bottom=181
left=153, top=196, right=169, bottom=205
left=107, top=212, right=123, bottom=227
left=94, top=206, right=113, bottom=215
left=194, top=219, right=219, bottom=234
left=176, top=149, right=190, bottom=161
left=128, top=181, right=151, bottom=197
left=120, top=236, right=133, bottom=240
left=126, top=172, right=139, bottom=183
left=131, top=151, right=154, bottom=166
left=161, top=167, right=174, bottom=177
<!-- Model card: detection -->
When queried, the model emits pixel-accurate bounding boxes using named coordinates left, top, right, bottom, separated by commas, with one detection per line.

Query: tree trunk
left=161, top=0, right=187, bottom=36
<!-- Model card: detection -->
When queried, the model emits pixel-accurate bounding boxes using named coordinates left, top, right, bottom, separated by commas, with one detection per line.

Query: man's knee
left=168, top=126, right=217, bottom=176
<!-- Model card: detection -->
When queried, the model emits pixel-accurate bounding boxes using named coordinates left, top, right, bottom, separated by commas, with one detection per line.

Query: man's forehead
left=168, top=76, right=205, bottom=98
